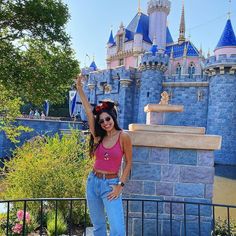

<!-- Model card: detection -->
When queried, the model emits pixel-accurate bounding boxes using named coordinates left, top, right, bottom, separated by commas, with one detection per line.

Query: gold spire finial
left=178, top=0, right=186, bottom=43
left=228, top=0, right=232, bottom=19
left=138, top=0, right=141, bottom=15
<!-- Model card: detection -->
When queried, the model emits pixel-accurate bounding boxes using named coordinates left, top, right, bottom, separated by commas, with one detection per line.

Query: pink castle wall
left=214, top=47, right=236, bottom=59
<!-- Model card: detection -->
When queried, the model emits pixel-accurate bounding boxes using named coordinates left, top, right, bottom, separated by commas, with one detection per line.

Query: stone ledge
left=126, top=130, right=221, bottom=150
left=144, top=104, right=184, bottom=112
left=129, top=124, right=205, bottom=134
left=163, top=82, right=209, bottom=87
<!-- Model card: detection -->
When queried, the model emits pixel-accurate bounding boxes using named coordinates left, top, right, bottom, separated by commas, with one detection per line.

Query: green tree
left=0, top=83, right=31, bottom=143
left=0, top=0, right=70, bottom=44
left=0, top=0, right=80, bottom=105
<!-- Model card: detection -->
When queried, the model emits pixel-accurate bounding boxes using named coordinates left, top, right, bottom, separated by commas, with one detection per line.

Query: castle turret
left=205, top=18, right=236, bottom=165
left=214, top=19, right=236, bottom=59
left=133, top=17, right=144, bottom=53
left=147, top=0, right=171, bottom=51
left=137, top=49, right=169, bottom=123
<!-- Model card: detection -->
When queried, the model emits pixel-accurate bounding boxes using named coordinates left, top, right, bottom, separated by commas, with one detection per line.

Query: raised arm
left=76, top=75, right=97, bottom=140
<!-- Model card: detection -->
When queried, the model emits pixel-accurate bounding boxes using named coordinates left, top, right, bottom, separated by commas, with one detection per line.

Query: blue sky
left=63, top=0, right=236, bottom=69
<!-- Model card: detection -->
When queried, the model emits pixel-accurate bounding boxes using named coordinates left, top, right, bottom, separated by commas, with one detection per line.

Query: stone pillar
left=119, top=79, right=133, bottom=129
left=144, top=104, right=184, bottom=125
left=123, top=125, right=221, bottom=236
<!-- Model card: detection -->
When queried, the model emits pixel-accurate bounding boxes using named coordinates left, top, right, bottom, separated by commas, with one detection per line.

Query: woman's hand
left=76, top=74, right=83, bottom=91
left=107, top=185, right=123, bottom=200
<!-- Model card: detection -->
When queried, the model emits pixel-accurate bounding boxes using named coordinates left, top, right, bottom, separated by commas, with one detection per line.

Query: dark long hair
left=89, top=108, right=121, bottom=157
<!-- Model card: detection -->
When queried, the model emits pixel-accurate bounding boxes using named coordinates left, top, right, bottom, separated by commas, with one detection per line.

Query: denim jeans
left=86, top=172, right=125, bottom=236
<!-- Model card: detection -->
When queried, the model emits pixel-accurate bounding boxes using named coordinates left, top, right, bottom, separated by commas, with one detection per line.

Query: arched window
left=188, top=62, right=195, bottom=78
left=176, top=63, right=181, bottom=78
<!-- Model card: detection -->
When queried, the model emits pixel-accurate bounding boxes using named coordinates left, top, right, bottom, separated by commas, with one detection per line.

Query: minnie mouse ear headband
left=93, top=101, right=115, bottom=115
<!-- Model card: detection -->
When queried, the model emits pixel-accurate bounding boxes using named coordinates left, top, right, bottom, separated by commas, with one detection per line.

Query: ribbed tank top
left=94, top=132, right=123, bottom=173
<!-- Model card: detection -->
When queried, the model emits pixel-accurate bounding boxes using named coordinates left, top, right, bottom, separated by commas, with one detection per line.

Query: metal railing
left=0, top=198, right=236, bottom=236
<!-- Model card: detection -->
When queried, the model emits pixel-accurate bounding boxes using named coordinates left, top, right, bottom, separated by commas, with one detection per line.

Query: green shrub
left=46, top=210, right=67, bottom=236
left=1, top=130, right=93, bottom=226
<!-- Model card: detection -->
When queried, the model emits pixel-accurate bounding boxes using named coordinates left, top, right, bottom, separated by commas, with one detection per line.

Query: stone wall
left=163, top=84, right=209, bottom=127
left=0, top=119, right=83, bottom=162
left=123, top=128, right=221, bottom=236
left=207, top=74, right=236, bottom=165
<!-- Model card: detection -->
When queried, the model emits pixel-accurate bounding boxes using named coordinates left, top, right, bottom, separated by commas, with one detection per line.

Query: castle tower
left=147, top=0, right=171, bottom=51
left=137, top=46, right=169, bottom=123
left=205, top=18, right=236, bottom=165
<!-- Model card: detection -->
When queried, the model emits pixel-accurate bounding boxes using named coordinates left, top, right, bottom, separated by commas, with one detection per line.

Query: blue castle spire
left=89, top=61, right=97, bottom=70
left=216, top=19, right=236, bottom=49
left=166, top=26, right=174, bottom=44
left=107, top=30, right=115, bottom=45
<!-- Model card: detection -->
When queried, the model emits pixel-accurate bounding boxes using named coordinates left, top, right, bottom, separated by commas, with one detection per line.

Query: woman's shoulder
left=120, top=130, right=131, bottom=142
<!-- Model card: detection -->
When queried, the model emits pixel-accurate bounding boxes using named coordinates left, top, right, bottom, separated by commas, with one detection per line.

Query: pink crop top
left=94, top=132, right=124, bottom=173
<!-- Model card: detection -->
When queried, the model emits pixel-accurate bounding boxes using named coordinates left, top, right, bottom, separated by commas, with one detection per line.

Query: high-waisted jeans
left=86, top=172, right=125, bottom=236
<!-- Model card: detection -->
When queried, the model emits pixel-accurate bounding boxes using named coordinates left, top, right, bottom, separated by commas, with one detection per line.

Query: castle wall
left=207, top=74, right=236, bottom=165
left=162, top=84, right=209, bottom=127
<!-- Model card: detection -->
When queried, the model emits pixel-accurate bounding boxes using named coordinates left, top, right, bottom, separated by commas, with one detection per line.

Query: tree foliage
left=0, top=0, right=70, bottom=44
left=0, top=83, right=31, bottom=143
left=0, top=0, right=80, bottom=105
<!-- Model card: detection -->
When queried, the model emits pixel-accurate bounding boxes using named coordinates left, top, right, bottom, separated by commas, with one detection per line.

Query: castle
left=80, top=0, right=236, bottom=165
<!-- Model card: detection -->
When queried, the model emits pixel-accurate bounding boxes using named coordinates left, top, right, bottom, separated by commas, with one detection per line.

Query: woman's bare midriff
left=93, top=168, right=117, bottom=174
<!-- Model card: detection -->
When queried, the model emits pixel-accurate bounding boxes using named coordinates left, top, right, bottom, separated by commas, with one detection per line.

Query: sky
left=62, top=0, right=236, bottom=69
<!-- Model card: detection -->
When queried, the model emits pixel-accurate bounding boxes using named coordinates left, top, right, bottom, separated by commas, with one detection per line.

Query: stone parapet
left=126, top=129, right=221, bottom=150
left=144, top=104, right=183, bottom=113
left=123, top=128, right=221, bottom=235
left=204, top=56, right=236, bottom=76
left=140, top=52, right=169, bottom=72
left=129, top=124, right=205, bottom=134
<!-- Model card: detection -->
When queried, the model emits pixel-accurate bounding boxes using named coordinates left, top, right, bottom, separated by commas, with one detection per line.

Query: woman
left=76, top=75, right=132, bottom=236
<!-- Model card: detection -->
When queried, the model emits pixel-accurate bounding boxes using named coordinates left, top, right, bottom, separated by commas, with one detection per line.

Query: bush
left=46, top=210, right=67, bottom=236
left=0, top=130, right=93, bottom=226
left=213, top=217, right=236, bottom=236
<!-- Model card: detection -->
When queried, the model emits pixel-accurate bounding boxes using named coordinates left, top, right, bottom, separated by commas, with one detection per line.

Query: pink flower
left=17, top=210, right=30, bottom=223
left=12, top=223, right=23, bottom=234
left=17, top=210, right=24, bottom=221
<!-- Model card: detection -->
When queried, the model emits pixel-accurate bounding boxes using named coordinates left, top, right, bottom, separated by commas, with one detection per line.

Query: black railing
left=0, top=198, right=236, bottom=236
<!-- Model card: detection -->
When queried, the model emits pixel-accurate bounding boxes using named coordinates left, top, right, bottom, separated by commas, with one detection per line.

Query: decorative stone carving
left=104, top=84, right=112, bottom=94
left=88, top=83, right=95, bottom=91
left=159, top=91, right=169, bottom=105
left=120, top=79, right=132, bottom=87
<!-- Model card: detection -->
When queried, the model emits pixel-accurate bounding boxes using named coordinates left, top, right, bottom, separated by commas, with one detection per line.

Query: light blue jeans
left=86, top=172, right=125, bottom=236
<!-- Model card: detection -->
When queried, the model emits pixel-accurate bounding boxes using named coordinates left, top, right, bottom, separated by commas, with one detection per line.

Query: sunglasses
left=98, top=116, right=111, bottom=125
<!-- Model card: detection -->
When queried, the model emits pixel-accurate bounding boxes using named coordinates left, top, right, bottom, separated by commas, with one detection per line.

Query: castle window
left=218, top=54, right=227, bottom=60
left=188, top=62, right=195, bottom=78
left=119, top=58, right=124, bottom=66
left=176, top=63, right=181, bottom=78
left=118, top=34, right=123, bottom=51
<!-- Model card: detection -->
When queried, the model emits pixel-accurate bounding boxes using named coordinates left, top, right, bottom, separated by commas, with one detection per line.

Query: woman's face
left=98, top=112, right=115, bottom=132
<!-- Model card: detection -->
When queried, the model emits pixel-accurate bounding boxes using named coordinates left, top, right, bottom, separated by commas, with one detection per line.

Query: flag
left=69, top=90, right=80, bottom=117
left=44, top=100, right=50, bottom=116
